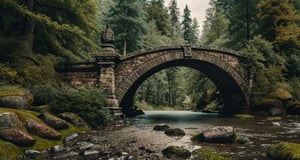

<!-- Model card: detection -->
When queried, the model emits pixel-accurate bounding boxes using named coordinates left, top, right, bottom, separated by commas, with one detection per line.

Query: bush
left=50, top=86, right=110, bottom=128
left=30, top=84, right=59, bottom=106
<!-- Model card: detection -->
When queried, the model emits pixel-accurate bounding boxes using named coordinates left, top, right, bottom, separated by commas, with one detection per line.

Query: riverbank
left=30, top=111, right=300, bottom=160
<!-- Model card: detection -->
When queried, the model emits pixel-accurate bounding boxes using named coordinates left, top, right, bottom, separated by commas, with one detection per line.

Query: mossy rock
left=256, top=98, right=284, bottom=111
left=162, top=146, right=191, bottom=159
left=234, top=114, right=254, bottom=119
left=267, top=89, right=293, bottom=101
left=286, top=100, right=300, bottom=115
left=267, top=116, right=282, bottom=121
left=0, top=108, right=88, bottom=159
left=192, top=149, right=233, bottom=160
left=267, top=142, right=300, bottom=160
left=0, top=85, right=32, bottom=109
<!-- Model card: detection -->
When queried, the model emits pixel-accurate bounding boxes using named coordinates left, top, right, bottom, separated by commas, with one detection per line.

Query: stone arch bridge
left=61, top=44, right=251, bottom=116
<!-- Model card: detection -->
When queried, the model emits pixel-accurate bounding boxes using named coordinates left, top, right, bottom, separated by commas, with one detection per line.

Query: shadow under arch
left=119, top=59, right=248, bottom=116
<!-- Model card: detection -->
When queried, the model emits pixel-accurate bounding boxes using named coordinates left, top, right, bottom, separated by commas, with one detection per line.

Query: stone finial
left=101, top=24, right=114, bottom=45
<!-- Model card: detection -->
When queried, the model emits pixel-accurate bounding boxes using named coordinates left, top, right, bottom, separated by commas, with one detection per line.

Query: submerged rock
left=164, top=128, right=185, bottom=137
left=153, top=124, right=170, bottom=131
left=193, top=126, right=236, bottom=143
left=38, top=113, right=69, bottom=130
left=162, top=146, right=191, bottom=159
left=25, top=118, right=61, bottom=140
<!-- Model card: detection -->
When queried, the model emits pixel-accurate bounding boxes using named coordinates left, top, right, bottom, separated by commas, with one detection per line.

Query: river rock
left=256, top=98, right=283, bottom=111
left=0, top=95, right=32, bottom=110
left=235, top=136, right=252, bottom=145
left=79, top=142, right=95, bottom=150
left=153, top=124, right=170, bottom=131
left=51, top=145, right=64, bottom=153
left=164, top=128, right=185, bottom=137
left=38, top=113, right=69, bottom=130
left=64, top=133, right=79, bottom=145
left=162, top=146, right=191, bottom=159
left=58, top=112, right=88, bottom=128
left=25, top=149, right=41, bottom=156
left=0, top=112, right=23, bottom=128
left=0, top=128, right=35, bottom=146
left=194, top=126, right=236, bottom=143
left=25, top=118, right=61, bottom=140
left=268, top=107, right=285, bottom=116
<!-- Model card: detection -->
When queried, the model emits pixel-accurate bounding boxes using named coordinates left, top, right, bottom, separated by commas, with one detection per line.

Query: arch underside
left=116, top=50, right=249, bottom=115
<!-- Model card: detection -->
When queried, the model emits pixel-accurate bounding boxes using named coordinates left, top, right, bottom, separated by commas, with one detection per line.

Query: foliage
left=30, top=84, right=59, bottom=106
left=0, top=63, right=19, bottom=84
left=257, top=0, right=300, bottom=53
left=0, top=84, right=28, bottom=97
left=50, top=87, right=110, bottom=128
left=200, top=0, right=229, bottom=46
left=108, top=0, right=147, bottom=54
left=181, top=5, right=199, bottom=44
left=0, top=0, right=100, bottom=60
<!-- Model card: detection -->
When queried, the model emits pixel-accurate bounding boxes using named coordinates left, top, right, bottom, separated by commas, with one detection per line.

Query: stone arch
left=114, top=45, right=250, bottom=115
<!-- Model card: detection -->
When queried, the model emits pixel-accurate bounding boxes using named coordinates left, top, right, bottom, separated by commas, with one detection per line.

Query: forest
left=1, top=0, right=300, bottom=114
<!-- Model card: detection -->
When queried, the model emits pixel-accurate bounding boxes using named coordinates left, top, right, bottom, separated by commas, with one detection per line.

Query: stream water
left=34, top=111, right=300, bottom=160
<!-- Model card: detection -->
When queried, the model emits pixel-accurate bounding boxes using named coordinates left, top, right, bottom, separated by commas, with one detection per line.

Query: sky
left=165, top=0, right=210, bottom=34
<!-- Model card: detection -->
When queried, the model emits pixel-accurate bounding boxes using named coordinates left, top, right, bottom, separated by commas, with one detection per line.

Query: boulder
left=0, top=112, right=22, bottom=128
left=268, top=107, right=285, bottom=116
left=58, top=112, right=88, bottom=128
left=25, top=118, right=61, bottom=140
left=50, top=145, right=64, bottom=153
left=162, top=146, right=191, bottom=159
left=0, top=95, right=32, bottom=110
left=164, top=128, right=185, bottom=137
left=38, top=113, right=69, bottom=130
left=0, top=128, right=35, bottom=146
left=153, top=124, right=170, bottom=131
left=267, top=142, right=300, bottom=160
left=267, top=89, right=293, bottom=101
left=194, top=126, right=236, bottom=143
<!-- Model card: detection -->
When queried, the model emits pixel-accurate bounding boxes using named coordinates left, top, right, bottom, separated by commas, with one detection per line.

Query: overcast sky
left=165, top=0, right=210, bottom=34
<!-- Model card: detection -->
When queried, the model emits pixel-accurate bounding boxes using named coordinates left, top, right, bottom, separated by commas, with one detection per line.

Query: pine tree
left=108, top=0, right=147, bottom=54
left=200, top=0, right=229, bottom=46
left=217, top=0, right=259, bottom=50
left=168, top=0, right=181, bottom=36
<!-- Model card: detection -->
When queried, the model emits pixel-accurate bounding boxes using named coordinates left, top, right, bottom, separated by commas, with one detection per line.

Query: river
left=35, top=111, right=300, bottom=160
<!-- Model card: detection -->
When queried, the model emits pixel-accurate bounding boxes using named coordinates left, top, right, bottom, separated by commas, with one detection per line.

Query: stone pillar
left=95, top=46, right=122, bottom=116
left=96, top=25, right=123, bottom=117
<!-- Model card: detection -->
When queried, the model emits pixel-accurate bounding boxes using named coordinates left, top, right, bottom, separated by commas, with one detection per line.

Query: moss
left=0, top=108, right=89, bottom=157
left=0, top=85, right=28, bottom=97
left=267, top=89, right=293, bottom=101
left=192, top=149, right=234, bottom=160
left=0, top=140, right=23, bottom=160
left=267, top=142, right=300, bottom=160
left=267, top=116, right=282, bottom=121
left=162, top=146, right=191, bottom=159
left=234, top=114, right=255, bottom=119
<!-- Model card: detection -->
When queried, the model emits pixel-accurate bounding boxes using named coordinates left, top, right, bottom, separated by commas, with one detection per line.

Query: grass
left=0, top=108, right=89, bottom=159
left=0, top=85, right=28, bottom=97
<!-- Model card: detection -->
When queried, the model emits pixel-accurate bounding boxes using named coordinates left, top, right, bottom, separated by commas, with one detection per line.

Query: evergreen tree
left=168, top=0, right=181, bottom=36
left=145, top=0, right=173, bottom=36
left=108, top=0, right=147, bottom=54
left=200, top=0, right=229, bottom=46
left=217, top=0, right=259, bottom=50
left=181, top=5, right=198, bottom=44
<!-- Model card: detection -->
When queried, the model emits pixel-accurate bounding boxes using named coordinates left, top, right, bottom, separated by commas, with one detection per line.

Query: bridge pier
left=95, top=42, right=122, bottom=117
